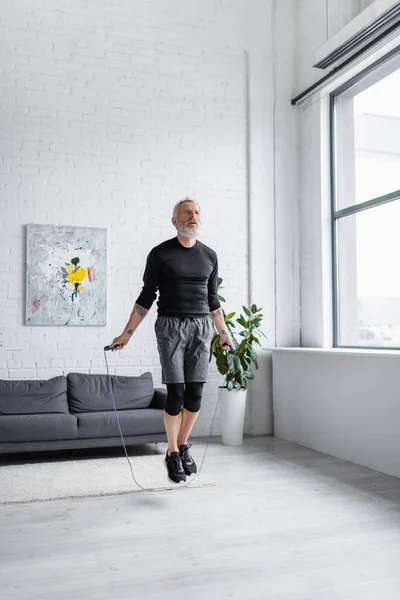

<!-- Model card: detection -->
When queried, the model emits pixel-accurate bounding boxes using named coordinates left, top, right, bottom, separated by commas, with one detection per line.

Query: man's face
left=172, top=201, right=201, bottom=238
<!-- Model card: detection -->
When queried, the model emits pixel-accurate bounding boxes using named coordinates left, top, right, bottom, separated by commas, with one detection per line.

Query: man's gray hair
left=172, top=197, right=200, bottom=218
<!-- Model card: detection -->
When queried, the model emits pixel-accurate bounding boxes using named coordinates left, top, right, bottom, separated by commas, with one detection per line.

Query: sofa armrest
left=151, top=388, right=167, bottom=410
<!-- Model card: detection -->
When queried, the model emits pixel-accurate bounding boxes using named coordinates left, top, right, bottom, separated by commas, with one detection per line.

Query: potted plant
left=210, top=279, right=264, bottom=445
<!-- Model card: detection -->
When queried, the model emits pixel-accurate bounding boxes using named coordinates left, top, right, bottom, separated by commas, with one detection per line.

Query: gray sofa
left=0, top=371, right=167, bottom=455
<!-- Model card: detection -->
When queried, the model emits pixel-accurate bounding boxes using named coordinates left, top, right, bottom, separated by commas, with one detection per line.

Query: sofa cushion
left=0, top=377, right=69, bottom=415
left=67, top=372, right=154, bottom=413
left=0, top=413, right=78, bottom=443
left=76, top=408, right=164, bottom=439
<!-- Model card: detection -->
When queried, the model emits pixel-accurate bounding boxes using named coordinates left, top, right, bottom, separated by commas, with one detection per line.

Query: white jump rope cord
left=104, top=348, right=227, bottom=494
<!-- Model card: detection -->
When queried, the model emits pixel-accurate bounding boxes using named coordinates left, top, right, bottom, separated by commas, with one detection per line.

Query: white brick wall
left=0, top=0, right=256, bottom=435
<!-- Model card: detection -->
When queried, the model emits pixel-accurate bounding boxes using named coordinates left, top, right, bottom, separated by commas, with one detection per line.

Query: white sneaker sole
left=184, top=470, right=197, bottom=478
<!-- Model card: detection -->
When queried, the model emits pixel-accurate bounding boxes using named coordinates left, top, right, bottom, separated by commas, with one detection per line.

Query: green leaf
left=217, top=362, right=228, bottom=375
left=227, top=380, right=234, bottom=391
left=226, top=312, right=236, bottom=320
left=233, top=355, right=241, bottom=372
left=218, top=277, right=223, bottom=287
left=217, top=294, right=226, bottom=303
left=211, top=336, right=220, bottom=353
left=248, top=345, right=258, bottom=362
left=236, top=316, right=247, bottom=328
left=242, top=305, right=251, bottom=316
left=251, top=304, right=257, bottom=313
left=234, top=381, right=242, bottom=390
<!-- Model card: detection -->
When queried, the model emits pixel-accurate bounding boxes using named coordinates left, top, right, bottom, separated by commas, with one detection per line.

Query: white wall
left=275, top=0, right=300, bottom=347
left=245, top=350, right=274, bottom=435
left=273, top=348, right=400, bottom=478
left=3, top=0, right=385, bottom=441
left=0, top=0, right=299, bottom=437
left=272, top=1, right=400, bottom=477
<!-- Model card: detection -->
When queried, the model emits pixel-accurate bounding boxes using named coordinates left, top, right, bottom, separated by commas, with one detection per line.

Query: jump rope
left=103, top=343, right=235, bottom=494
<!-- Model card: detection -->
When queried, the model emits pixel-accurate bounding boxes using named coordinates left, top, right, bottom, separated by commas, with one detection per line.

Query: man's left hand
left=219, top=331, right=234, bottom=352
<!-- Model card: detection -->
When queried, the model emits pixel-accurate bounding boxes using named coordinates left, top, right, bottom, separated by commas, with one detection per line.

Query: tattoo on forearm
left=134, top=304, right=148, bottom=318
left=126, top=329, right=133, bottom=336
left=221, top=329, right=227, bottom=335
left=210, top=308, right=223, bottom=320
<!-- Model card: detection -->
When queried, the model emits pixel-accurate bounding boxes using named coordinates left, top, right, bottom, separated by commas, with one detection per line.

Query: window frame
left=330, top=48, right=400, bottom=349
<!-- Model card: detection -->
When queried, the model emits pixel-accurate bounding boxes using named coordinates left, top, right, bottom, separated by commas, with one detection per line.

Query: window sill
left=272, top=346, right=400, bottom=357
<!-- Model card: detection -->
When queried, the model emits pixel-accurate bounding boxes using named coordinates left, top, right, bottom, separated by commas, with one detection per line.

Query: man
left=110, top=198, right=233, bottom=484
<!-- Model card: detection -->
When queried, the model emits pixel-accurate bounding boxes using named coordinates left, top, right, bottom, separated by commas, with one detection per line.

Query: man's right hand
left=109, top=333, right=131, bottom=351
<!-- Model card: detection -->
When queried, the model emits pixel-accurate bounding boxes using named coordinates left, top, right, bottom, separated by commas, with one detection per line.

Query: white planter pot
left=219, top=387, right=248, bottom=446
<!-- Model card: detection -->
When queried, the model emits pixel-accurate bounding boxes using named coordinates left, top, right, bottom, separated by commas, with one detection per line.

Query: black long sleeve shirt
left=135, top=237, right=221, bottom=317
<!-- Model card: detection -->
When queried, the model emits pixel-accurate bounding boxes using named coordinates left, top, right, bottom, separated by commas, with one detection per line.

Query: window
left=331, top=53, right=400, bottom=349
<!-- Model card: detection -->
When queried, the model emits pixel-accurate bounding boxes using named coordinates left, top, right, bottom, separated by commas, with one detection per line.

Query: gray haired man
left=110, top=198, right=233, bottom=483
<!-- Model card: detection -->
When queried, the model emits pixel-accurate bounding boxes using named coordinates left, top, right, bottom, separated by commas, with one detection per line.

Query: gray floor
left=1, top=436, right=400, bottom=600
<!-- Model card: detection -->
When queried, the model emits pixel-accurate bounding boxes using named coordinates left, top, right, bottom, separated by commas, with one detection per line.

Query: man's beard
left=177, top=223, right=199, bottom=239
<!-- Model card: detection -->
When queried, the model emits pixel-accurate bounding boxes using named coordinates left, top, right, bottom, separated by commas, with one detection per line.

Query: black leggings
left=165, top=382, right=205, bottom=416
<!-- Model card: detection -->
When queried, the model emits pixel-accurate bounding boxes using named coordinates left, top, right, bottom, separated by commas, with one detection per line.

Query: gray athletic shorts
left=154, top=316, right=213, bottom=384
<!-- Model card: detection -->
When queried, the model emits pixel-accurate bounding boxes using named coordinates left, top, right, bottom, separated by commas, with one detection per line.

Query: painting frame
left=25, top=224, right=107, bottom=326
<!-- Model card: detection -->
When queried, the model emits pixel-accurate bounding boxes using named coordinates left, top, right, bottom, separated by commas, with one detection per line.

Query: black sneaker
left=164, top=451, right=186, bottom=484
left=179, top=444, right=197, bottom=476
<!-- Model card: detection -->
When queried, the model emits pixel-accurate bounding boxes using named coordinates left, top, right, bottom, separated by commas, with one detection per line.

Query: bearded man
left=110, top=198, right=233, bottom=483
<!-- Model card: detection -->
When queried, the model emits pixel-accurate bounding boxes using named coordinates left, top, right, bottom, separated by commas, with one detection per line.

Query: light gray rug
left=0, top=454, right=216, bottom=504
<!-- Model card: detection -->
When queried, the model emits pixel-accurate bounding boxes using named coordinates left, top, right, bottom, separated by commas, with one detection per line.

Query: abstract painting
left=26, top=224, right=107, bottom=326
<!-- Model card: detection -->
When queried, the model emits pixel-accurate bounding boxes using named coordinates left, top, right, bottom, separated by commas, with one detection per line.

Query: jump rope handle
left=104, top=344, right=122, bottom=351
